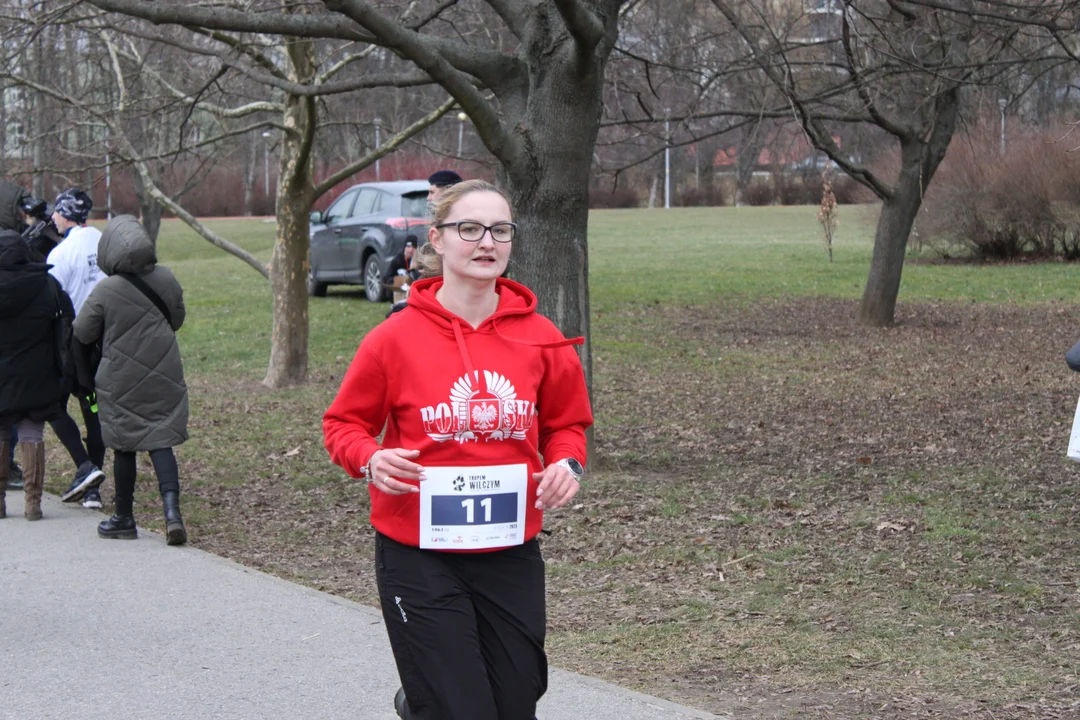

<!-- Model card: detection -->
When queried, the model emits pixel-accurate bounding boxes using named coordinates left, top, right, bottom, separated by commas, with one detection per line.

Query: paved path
left=0, top=491, right=725, bottom=720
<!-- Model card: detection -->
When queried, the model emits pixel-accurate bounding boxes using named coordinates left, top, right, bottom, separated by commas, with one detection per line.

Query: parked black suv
left=308, top=180, right=430, bottom=301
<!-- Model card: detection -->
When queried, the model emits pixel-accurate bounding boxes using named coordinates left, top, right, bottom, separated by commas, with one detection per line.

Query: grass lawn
left=48, top=207, right=1080, bottom=720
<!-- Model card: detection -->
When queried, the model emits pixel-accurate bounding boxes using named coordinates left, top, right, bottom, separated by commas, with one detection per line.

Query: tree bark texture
left=263, top=38, right=316, bottom=388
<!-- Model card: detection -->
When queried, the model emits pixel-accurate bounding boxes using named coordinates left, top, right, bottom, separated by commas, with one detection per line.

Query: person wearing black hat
left=427, top=170, right=463, bottom=205
left=46, top=188, right=108, bottom=508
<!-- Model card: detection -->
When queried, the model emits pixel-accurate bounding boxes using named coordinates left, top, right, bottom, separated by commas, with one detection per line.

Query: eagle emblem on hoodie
left=420, top=370, right=537, bottom=443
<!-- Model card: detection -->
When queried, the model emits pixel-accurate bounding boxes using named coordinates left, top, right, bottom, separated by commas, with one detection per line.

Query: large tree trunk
left=505, top=41, right=609, bottom=397
left=859, top=91, right=959, bottom=326
left=263, top=39, right=316, bottom=388
left=858, top=179, right=923, bottom=326
left=510, top=165, right=593, bottom=390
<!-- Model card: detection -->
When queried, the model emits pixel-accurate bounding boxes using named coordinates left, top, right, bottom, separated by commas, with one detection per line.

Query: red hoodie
left=323, top=276, right=593, bottom=550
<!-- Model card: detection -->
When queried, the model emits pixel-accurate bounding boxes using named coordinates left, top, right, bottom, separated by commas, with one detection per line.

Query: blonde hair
left=418, top=179, right=513, bottom=278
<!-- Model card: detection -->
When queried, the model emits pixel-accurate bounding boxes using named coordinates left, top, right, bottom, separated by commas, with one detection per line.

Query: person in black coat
left=0, top=179, right=33, bottom=490
left=0, top=230, right=74, bottom=520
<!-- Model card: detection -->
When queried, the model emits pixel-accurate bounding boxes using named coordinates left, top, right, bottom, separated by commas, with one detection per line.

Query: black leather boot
left=162, top=490, right=187, bottom=546
left=98, top=514, right=137, bottom=539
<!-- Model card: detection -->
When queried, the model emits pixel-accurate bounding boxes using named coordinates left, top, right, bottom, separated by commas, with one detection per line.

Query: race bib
left=419, top=464, right=528, bottom=550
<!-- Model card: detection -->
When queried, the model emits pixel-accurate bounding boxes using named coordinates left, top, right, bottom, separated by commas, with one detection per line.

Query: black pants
left=375, top=533, right=547, bottom=720
left=113, top=448, right=179, bottom=516
left=49, top=393, right=105, bottom=469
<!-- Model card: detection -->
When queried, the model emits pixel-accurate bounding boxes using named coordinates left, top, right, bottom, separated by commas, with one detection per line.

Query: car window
left=370, top=192, right=386, bottom=214
left=401, top=192, right=428, bottom=218
left=351, top=189, right=379, bottom=218
left=325, top=190, right=357, bottom=224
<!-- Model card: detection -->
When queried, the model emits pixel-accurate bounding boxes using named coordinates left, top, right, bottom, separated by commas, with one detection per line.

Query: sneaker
left=7, top=461, right=23, bottom=490
left=61, top=461, right=105, bottom=503
left=82, top=488, right=103, bottom=509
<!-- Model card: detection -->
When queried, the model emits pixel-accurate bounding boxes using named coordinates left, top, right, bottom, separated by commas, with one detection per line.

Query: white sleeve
left=46, top=244, right=72, bottom=292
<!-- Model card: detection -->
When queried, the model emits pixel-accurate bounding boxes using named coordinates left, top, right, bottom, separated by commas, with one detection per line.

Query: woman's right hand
left=367, top=448, right=425, bottom=495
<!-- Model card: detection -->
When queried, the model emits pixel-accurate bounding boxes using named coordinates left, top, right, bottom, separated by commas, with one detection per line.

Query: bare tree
left=707, top=0, right=1064, bottom=325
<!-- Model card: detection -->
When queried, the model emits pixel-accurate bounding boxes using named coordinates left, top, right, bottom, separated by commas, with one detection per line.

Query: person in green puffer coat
left=73, top=215, right=189, bottom=545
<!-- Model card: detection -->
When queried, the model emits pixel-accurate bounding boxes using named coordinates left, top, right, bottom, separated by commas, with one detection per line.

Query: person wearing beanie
left=426, top=170, right=463, bottom=204
left=46, top=188, right=108, bottom=509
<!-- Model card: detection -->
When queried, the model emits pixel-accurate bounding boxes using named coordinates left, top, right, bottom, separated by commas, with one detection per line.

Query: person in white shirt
left=46, top=188, right=107, bottom=508
left=48, top=190, right=104, bottom=314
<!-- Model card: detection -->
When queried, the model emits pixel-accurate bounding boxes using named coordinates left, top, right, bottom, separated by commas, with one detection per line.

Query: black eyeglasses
left=435, top=221, right=517, bottom=243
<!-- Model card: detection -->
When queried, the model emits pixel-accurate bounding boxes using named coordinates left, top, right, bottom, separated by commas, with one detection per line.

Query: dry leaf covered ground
left=43, top=212, right=1080, bottom=720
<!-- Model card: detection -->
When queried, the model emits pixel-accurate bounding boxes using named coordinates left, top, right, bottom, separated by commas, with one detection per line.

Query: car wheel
left=364, top=255, right=388, bottom=302
left=307, top=268, right=327, bottom=297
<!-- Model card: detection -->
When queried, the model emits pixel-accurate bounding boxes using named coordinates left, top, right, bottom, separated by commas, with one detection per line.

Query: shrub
left=775, top=175, right=808, bottom=205
left=589, top=185, right=640, bottom=209
left=743, top=180, right=774, bottom=206
left=831, top=175, right=864, bottom=204
left=918, top=123, right=1080, bottom=261
left=675, top=185, right=727, bottom=207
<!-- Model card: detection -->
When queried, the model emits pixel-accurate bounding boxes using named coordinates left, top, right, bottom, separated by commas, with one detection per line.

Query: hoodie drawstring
left=451, top=318, right=477, bottom=378
left=491, top=317, right=585, bottom=350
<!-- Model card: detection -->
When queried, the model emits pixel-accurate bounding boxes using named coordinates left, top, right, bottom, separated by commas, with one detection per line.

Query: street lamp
left=664, top=108, right=671, bottom=209
left=261, top=130, right=272, bottom=197
left=457, top=111, right=468, bottom=156
left=373, top=117, right=381, bottom=180
left=998, top=97, right=1007, bottom=156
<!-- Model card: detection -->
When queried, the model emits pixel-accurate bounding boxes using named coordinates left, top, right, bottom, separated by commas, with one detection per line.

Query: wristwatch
left=555, top=457, right=584, bottom=482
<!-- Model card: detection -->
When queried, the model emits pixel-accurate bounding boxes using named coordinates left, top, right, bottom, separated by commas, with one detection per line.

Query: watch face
left=565, top=458, right=584, bottom=475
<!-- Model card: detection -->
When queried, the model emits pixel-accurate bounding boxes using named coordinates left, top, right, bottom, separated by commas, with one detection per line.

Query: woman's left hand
left=532, top=463, right=580, bottom=510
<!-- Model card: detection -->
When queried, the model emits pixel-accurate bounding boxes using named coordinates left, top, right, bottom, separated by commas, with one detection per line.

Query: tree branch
left=106, top=41, right=284, bottom=117
left=110, top=23, right=435, bottom=97
left=407, top=0, right=461, bottom=31
left=710, top=0, right=894, bottom=200
left=485, top=0, right=531, bottom=40
left=317, top=45, right=376, bottom=84
left=192, top=28, right=288, bottom=80
left=552, top=0, right=605, bottom=52
left=325, top=0, right=519, bottom=165
left=114, top=134, right=270, bottom=279
left=313, top=96, right=457, bottom=198
left=840, top=3, right=911, bottom=140
left=84, top=0, right=374, bottom=42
